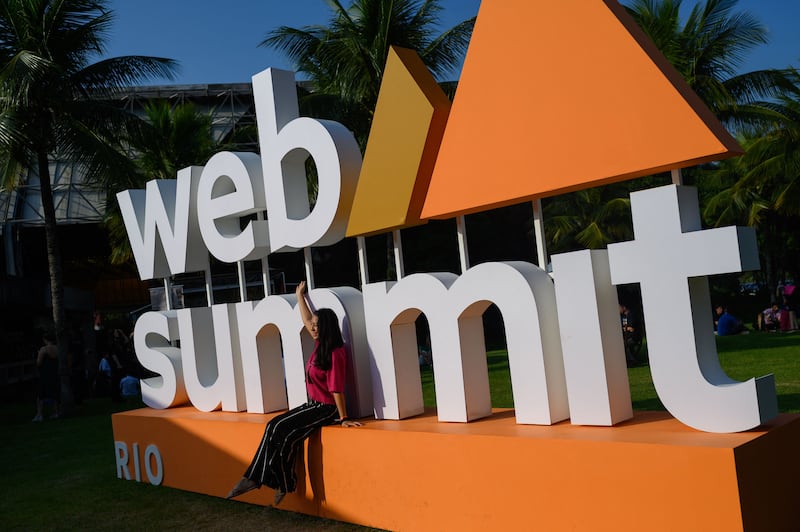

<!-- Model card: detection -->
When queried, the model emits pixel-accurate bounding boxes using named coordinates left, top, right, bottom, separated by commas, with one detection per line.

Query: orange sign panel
left=112, top=408, right=800, bottom=531
left=421, top=0, right=741, bottom=219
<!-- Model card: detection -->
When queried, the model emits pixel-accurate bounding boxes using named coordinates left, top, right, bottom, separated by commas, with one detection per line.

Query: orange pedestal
left=111, top=408, right=800, bottom=531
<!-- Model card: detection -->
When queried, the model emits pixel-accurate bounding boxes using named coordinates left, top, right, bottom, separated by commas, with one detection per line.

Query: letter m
left=116, top=167, right=208, bottom=280
left=363, top=262, right=568, bottom=425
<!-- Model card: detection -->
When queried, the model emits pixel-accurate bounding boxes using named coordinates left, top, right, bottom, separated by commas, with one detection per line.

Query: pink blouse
left=306, top=343, right=347, bottom=405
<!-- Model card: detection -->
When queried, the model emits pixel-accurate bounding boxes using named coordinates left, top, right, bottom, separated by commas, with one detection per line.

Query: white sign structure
left=608, top=185, right=776, bottom=432
left=117, top=68, right=777, bottom=433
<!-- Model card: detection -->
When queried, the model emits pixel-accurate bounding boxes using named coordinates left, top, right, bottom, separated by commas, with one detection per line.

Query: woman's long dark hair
left=314, top=308, right=344, bottom=371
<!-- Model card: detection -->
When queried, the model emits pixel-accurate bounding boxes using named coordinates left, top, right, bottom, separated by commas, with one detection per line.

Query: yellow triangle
left=346, top=47, right=451, bottom=237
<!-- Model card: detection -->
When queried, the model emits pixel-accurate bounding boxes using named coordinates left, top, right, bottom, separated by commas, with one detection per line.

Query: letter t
left=608, top=184, right=776, bottom=432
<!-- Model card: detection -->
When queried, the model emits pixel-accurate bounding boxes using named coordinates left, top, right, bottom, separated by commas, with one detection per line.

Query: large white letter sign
left=552, top=250, right=632, bottom=426
left=196, top=151, right=270, bottom=262
left=608, top=184, right=777, bottom=433
left=134, top=311, right=188, bottom=409
left=252, top=68, right=362, bottom=251
left=363, top=262, right=569, bottom=424
left=117, top=167, right=208, bottom=279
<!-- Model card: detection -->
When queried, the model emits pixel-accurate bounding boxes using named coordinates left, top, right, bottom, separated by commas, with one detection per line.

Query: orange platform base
left=111, top=408, right=800, bottom=531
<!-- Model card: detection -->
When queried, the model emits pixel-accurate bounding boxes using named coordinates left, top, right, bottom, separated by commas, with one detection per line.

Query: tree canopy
left=261, top=0, right=474, bottom=145
left=0, top=0, right=177, bottom=406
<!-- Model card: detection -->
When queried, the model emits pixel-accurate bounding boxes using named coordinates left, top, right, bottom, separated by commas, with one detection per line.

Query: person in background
left=619, top=303, right=643, bottom=367
left=120, top=373, right=140, bottom=399
left=96, top=351, right=122, bottom=401
left=33, top=333, right=60, bottom=422
left=715, top=304, right=747, bottom=336
left=757, top=303, right=782, bottom=332
left=226, top=281, right=361, bottom=506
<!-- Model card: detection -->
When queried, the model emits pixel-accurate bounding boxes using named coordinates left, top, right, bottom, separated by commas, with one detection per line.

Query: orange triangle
left=421, top=0, right=741, bottom=219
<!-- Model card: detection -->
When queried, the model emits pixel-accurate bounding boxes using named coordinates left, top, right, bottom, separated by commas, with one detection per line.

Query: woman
left=226, top=281, right=361, bottom=505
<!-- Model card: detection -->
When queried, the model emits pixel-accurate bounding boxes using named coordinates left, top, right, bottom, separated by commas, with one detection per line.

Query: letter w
left=116, top=167, right=208, bottom=280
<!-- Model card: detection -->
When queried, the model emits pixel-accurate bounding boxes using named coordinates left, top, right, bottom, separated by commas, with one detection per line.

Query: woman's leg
left=242, top=406, right=299, bottom=487
left=245, top=401, right=337, bottom=494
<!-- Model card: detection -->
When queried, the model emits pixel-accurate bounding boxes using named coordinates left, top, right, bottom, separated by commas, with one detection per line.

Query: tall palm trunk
left=37, top=149, right=73, bottom=410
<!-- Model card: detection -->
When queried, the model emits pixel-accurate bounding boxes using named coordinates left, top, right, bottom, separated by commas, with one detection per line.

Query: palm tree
left=131, top=100, right=218, bottom=181
left=105, top=100, right=222, bottom=265
left=624, top=0, right=794, bottom=130
left=260, top=0, right=475, bottom=282
left=543, top=186, right=637, bottom=254
left=702, top=79, right=800, bottom=291
left=261, top=0, right=475, bottom=145
left=542, top=0, right=796, bottom=256
left=733, top=84, right=800, bottom=215
left=701, top=149, right=796, bottom=294
left=0, top=0, right=176, bottom=407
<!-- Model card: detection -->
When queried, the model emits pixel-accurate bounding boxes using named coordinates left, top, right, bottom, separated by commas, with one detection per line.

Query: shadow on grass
left=0, top=397, right=380, bottom=531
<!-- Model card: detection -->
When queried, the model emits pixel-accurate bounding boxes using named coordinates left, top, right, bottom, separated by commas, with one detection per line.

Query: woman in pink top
left=226, top=281, right=360, bottom=505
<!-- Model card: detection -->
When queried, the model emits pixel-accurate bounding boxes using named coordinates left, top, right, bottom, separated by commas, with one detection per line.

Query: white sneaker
left=32, top=415, right=43, bottom=422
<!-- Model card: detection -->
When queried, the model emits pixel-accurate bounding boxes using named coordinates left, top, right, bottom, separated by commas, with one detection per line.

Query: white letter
left=177, top=305, right=247, bottom=412
left=132, top=442, right=141, bottom=482
left=197, top=151, right=270, bottom=262
left=552, top=249, right=633, bottom=425
left=364, top=262, right=568, bottom=424
left=114, top=441, right=130, bottom=480
left=236, top=295, right=301, bottom=413
left=144, top=444, right=164, bottom=486
left=117, top=167, right=208, bottom=279
left=134, top=311, right=188, bottom=409
left=252, top=68, right=362, bottom=251
left=608, top=184, right=776, bottom=432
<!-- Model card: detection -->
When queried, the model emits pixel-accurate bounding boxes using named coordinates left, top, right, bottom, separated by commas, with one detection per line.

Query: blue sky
left=103, top=0, right=798, bottom=86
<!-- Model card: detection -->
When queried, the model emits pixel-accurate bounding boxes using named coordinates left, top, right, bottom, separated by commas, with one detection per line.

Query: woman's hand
left=341, top=419, right=362, bottom=428
left=296, top=280, right=307, bottom=297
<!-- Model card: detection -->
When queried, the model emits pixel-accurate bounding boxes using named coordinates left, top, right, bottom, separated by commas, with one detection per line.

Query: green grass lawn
left=2, top=331, right=797, bottom=530
left=422, top=331, right=800, bottom=412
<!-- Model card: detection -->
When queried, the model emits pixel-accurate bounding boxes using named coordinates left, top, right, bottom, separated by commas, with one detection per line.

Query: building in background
left=0, top=83, right=268, bottom=370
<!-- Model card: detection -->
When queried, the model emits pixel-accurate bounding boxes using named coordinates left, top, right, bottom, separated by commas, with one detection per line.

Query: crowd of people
left=31, top=319, right=143, bottom=422
left=715, top=283, right=797, bottom=336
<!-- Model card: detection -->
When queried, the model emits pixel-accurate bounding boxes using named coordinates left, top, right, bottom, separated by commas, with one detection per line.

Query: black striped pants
left=243, top=400, right=338, bottom=493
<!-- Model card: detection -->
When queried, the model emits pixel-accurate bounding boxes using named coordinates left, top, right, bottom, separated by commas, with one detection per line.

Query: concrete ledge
left=111, top=408, right=800, bottom=531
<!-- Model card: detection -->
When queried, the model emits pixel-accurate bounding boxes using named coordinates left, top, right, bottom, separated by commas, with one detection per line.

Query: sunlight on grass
left=421, top=332, right=800, bottom=412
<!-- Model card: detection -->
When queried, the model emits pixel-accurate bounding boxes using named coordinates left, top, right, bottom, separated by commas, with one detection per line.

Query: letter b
left=253, top=68, right=362, bottom=251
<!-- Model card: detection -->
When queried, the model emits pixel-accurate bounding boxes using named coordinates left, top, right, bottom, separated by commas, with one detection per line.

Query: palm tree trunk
left=37, top=150, right=73, bottom=412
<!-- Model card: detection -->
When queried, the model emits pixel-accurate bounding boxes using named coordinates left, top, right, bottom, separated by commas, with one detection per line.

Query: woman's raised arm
left=295, top=281, right=316, bottom=334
